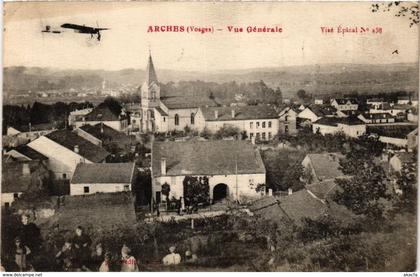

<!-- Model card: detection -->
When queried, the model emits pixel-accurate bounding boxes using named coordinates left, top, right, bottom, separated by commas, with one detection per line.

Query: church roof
left=145, top=54, right=158, bottom=86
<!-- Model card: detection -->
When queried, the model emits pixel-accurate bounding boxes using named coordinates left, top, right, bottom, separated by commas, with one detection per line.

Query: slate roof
left=367, top=125, right=417, bottom=139
left=46, top=130, right=110, bottom=162
left=314, top=116, right=365, bottom=126
left=152, top=140, right=266, bottom=177
left=306, top=179, right=339, bottom=200
left=306, top=153, right=345, bottom=181
left=84, top=104, right=123, bottom=122
left=71, top=163, right=135, bottom=184
left=2, top=160, right=45, bottom=193
left=145, top=54, right=158, bottom=86
left=201, top=105, right=279, bottom=121
left=333, top=98, right=358, bottom=105
left=11, top=123, right=56, bottom=132
left=308, top=105, right=337, bottom=117
left=79, top=123, right=130, bottom=142
left=9, top=145, right=48, bottom=161
left=155, top=107, right=168, bottom=116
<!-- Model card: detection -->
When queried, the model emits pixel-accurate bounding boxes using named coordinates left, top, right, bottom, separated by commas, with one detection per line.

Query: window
left=174, top=114, right=179, bottom=126
left=256, top=133, right=260, bottom=140
left=256, top=122, right=260, bottom=129
left=268, top=121, right=272, bottom=128
left=13, top=193, right=19, bottom=200
left=62, top=173, right=67, bottom=179
left=268, top=132, right=272, bottom=140
left=163, top=117, right=166, bottom=122
left=250, top=122, right=253, bottom=129
left=285, top=125, right=289, bottom=133
left=191, top=113, right=195, bottom=125
left=124, top=185, right=130, bottom=191
left=285, top=115, right=288, bottom=122
left=262, top=132, right=266, bottom=140
left=84, top=186, right=90, bottom=194
left=132, top=119, right=136, bottom=124
left=250, top=133, right=254, bottom=139
left=262, top=122, right=266, bottom=128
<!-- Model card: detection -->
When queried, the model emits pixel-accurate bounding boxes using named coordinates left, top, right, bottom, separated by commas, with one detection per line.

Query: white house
left=397, top=96, right=418, bottom=106
left=366, top=98, right=385, bottom=109
left=312, top=117, right=366, bottom=138
left=28, top=130, right=110, bottom=180
left=278, top=106, right=298, bottom=135
left=70, top=163, right=136, bottom=196
left=297, top=105, right=337, bottom=126
left=330, top=98, right=358, bottom=111
left=199, top=105, right=279, bottom=141
left=151, top=140, right=266, bottom=205
left=357, top=113, right=395, bottom=124
left=68, top=108, right=93, bottom=127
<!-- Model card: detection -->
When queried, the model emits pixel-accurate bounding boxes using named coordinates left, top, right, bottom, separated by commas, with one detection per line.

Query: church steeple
left=145, top=52, right=158, bottom=86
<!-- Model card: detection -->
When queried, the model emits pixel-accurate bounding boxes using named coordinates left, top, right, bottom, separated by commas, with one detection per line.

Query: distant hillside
left=4, top=63, right=419, bottom=99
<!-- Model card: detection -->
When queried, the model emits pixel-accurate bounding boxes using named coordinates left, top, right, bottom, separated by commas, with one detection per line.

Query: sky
left=4, top=2, right=419, bottom=71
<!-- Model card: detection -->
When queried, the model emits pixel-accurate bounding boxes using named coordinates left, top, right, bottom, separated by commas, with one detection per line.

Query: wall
left=167, top=108, right=202, bottom=132
left=28, top=136, right=92, bottom=180
left=152, top=173, right=266, bottom=202
left=279, top=109, right=297, bottom=135
left=70, top=182, right=131, bottom=196
left=298, top=108, right=319, bottom=122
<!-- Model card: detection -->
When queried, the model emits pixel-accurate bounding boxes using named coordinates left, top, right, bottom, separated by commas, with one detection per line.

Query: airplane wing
left=61, top=23, right=95, bottom=33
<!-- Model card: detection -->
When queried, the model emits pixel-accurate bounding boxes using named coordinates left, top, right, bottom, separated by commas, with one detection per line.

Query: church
left=130, top=54, right=207, bottom=133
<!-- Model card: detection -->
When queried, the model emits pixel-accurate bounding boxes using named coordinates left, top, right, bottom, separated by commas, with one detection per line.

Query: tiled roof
left=306, top=179, right=339, bottom=200
left=367, top=125, right=417, bottom=139
left=201, top=105, right=279, bottom=121
left=155, top=107, right=168, bottom=116
left=10, top=145, right=48, bottom=161
left=306, top=153, right=345, bottom=181
left=314, top=116, right=365, bottom=126
left=84, top=104, right=123, bottom=122
left=307, top=105, right=337, bottom=117
left=278, top=190, right=327, bottom=223
left=152, top=140, right=266, bottom=177
left=46, top=130, right=110, bottom=162
left=71, top=163, right=135, bottom=184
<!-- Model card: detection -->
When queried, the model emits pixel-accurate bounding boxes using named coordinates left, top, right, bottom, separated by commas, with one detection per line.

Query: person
left=19, top=214, right=41, bottom=254
left=162, top=246, right=181, bottom=266
left=56, top=239, right=77, bottom=270
left=184, top=250, right=198, bottom=264
left=13, top=237, right=31, bottom=271
left=73, top=226, right=91, bottom=268
left=99, top=251, right=112, bottom=272
left=120, top=244, right=139, bottom=272
left=90, top=243, right=105, bottom=271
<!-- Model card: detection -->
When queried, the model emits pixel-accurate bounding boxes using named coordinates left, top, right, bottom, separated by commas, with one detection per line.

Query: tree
left=392, top=155, right=417, bottom=214
left=333, top=148, right=389, bottom=220
left=297, top=89, right=307, bottom=100
left=214, top=125, right=241, bottom=139
left=183, top=176, right=210, bottom=206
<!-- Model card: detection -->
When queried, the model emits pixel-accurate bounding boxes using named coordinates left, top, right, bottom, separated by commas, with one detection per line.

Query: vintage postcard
left=1, top=1, right=418, bottom=273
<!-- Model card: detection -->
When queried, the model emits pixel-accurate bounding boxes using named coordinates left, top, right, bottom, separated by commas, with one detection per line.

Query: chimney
left=214, top=110, right=218, bottom=119
left=100, top=122, right=104, bottom=133
left=28, top=122, right=32, bottom=132
left=288, top=188, right=293, bottom=195
left=22, top=163, right=30, bottom=175
left=231, top=109, right=235, bottom=118
left=161, top=158, right=166, bottom=176
left=74, top=145, right=79, bottom=154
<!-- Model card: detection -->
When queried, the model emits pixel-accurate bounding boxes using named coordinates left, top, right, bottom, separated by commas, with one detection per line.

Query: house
left=278, top=106, right=298, bottom=135
left=5, top=145, right=48, bottom=162
left=27, top=130, right=110, bottom=180
left=70, top=163, right=136, bottom=195
left=297, top=105, right=337, bottom=126
left=370, top=103, right=411, bottom=119
left=151, top=140, right=266, bottom=205
left=407, top=108, right=418, bottom=123
left=366, top=98, right=386, bottom=109
left=73, top=103, right=129, bottom=132
left=389, top=152, right=416, bottom=173
left=312, top=117, right=366, bottom=138
left=199, top=105, right=279, bottom=141
left=314, top=99, right=324, bottom=105
left=68, top=108, right=93, bottom=127
left=74, top=123, right=134, bottom=150
left=357, top=112, right=395, bottom=124
left=2, top=159, right=49, bottom=207
left=367, top=125, right=418, bottom=150
left=301, top=153, right=345, bottom=184
left=397, top=96, right=418, bottom=106
left=7, top=123, right=57, bottom=142
left=330, top=98, right=358, bottom=111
